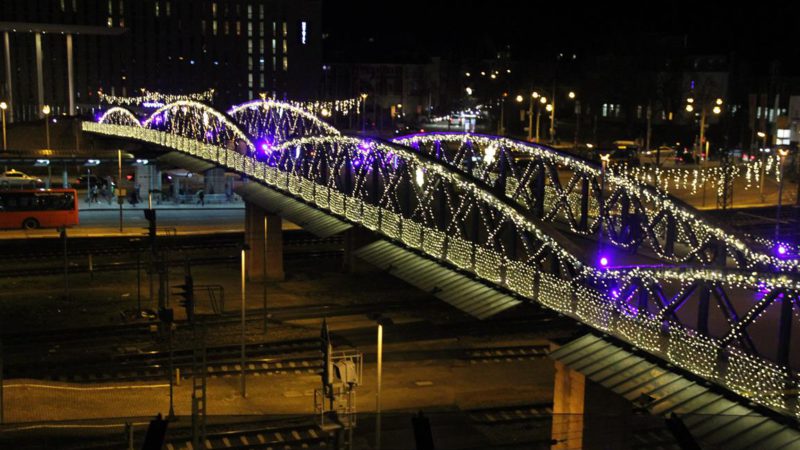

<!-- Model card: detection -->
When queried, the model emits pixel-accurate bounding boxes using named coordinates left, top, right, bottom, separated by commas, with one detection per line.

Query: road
left=0, top=204, right=298, bottom=239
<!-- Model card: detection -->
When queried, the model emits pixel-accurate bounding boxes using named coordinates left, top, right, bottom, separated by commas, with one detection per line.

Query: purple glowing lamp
left=777, top=245, right=788, bottom=256
left=599, top=256, right=609, bottom=267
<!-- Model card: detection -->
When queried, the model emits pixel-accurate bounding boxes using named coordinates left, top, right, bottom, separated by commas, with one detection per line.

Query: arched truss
left=227, top=99, right=340, bottom=146
left=392, top=132, right=792, bottom=272
left=83, top=119, right=800, bottom=417
left=98, top=107, right=142, bottom=127
left=143, top=100, right=255, bottom=153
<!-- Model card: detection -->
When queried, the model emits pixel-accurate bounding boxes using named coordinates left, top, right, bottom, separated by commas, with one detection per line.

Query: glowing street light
left=515, top=94, right=524, bottom=103
left=0, top=101, right=7, bottom=152
left=42, top=105, right=51, bottom=149
left=685, top=104, right=694, bottom=112
left=465, top=87, right=473, bottom=96
left=568, top=91, right=576, bottom=99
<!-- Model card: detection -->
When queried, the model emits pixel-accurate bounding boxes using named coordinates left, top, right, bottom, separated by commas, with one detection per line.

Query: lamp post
left=0, top=101, right=7, bottom=152
left=360, top=93, right=367, bottom=134
left=42, top=104, right=51, bottom=149
left=527, top=92, right=539, bottom=142
left=758, top=131, right=768, bottom=198
left=376, top=321, right=383, bottom=450
left=535, top=96, right=546, bottom=142
left=599, top=153, right=610, bottom=238
left=686, top=97, right=722, bottom=163
left=776, top=148, right=790, bottom=239
left=240, top=244, right=249, bottom=398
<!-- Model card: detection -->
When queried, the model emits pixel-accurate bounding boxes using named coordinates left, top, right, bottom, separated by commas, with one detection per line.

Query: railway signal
left=175, top=274, right=195, bottom=323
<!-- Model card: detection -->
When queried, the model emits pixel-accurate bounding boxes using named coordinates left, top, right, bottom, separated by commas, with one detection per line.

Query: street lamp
left=758, top=131, right=768, bottom=198
left=360, top=93, right=368, bottom=133
left=776, top=148, right=790, bottom=239
left=0, top=101, right=7, bottom=152
left=42, top=105, right=51, bottom=149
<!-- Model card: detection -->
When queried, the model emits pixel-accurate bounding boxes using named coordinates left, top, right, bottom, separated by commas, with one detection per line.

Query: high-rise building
left=0, top=0, right=322, bottom=122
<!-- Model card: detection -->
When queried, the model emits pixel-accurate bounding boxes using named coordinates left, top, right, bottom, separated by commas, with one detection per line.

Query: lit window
left=248, top=74, right=253, bottom=88
left=154, top=2, right=159, bottom=17
left=236, top=21, right=241, bottom=36
left=107, top=17, right=113, bottom=27
left=272, top=22, right=277, bottom=37
left=212, top=21, right=217, bottom=36
left=61, top=0, right=66, bottom=12
left=247, top=22, right=252, bottom=37
left=259, top=5, right=264, bottom=19
left=246, top=5, right=252, bottom=19
left=282, top=22, right=287, bottom=37
left=301, top=21, right=307, bottom=44
left=108, top=0, right=112, bottom=14
left=212, top=2, right=217, bottom=18
left=271, top=39, right=276, bottom=54
left=282, top=39, right=287, bottom=54
left=282, top=56, right=288, bottom=71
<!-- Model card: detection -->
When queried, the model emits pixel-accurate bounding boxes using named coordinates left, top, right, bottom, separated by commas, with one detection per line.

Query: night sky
left=323, top=1, right=800, bottom=72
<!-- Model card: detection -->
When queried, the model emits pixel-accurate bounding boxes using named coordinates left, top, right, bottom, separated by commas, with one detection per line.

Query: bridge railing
left=83, top=121, right=800, bottom=420
left=392, top=133, right=795, bottom=273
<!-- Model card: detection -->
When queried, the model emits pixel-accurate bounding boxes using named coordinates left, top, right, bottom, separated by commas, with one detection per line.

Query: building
left=0, top=0, right=322, bottom=122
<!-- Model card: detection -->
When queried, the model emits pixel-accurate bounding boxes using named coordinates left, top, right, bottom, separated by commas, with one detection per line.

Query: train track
left=466, top=403, right=553, bottom=425
left=6, top=342, right=550, bottom=383
left=162, top=419, right=330, bottom=450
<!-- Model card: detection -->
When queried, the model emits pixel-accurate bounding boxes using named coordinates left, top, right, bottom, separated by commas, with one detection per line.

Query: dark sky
left=323, top=1, right=799, bottom=71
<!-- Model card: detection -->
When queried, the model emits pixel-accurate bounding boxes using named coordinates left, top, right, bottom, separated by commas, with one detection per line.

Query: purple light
left=611, top=289, right=619, bottom=299
left=778, top=245, right=788, bottom=256
left=599, top=256, right=609, bottom=267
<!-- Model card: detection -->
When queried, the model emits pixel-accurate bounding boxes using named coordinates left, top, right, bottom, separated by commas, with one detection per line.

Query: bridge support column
left=204, top=168, right=226, bottom=198
left=245, top=202, right=284, bottom=281
left=551, top=360, right=632, bottom=450
left=341, top=226, right=377, bottom=273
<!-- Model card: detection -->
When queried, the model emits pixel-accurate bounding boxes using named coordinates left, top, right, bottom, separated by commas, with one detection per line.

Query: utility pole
left=646, top=103, right=654, bottom=166
left=118, top=150, right=123, bottom=233
left=60, top=226, right=69, bottom=300
left=240, top=244, right=249, bottom=398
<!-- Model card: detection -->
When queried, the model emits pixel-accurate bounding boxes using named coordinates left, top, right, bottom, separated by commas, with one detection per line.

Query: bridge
left=85, top=100, right=800, bottom=447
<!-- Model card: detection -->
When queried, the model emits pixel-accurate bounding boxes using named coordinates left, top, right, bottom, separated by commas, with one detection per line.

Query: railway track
left=6, top=342, right=550, bottom=383
left=165, top=420, right=330, bottom=450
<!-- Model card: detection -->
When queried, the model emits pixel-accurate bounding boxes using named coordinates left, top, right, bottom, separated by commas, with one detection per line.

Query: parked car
left=0, top=169, right=43, bottom=188
left=639, top=146, right=678, bottom=166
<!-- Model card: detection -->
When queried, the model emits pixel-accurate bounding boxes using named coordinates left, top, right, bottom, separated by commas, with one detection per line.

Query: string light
left=98, top=88, right=215, bottom=106
left=85, top=104, right=800, bottom=419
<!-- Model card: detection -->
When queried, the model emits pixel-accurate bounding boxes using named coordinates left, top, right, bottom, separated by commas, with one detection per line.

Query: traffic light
left=144, top=208, right=157, bottom=239
left=175, top=274, right=195, bottom=323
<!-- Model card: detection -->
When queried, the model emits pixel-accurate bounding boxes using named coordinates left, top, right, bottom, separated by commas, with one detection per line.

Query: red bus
left=0, top=189, right=79, bottom=229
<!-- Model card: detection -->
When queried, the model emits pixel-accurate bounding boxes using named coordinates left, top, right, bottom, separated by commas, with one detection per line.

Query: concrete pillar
left=551, top=360, right=633, bottom=450
left=341, top=226, right=377, bottom=273
left=3, top=32, right=13, bottom=123
left=551, top=360, right=585, bottom=450
left=66, top=34, right=75, bottom=116
left=35, top=33, right=44, bottom=117
left=245, top=202, right=284, bottom=281
left=204, top=167, right=226, bottom=196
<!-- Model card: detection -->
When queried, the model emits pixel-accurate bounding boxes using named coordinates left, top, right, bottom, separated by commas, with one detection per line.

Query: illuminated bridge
left=85, top=100, right=800, bottom=447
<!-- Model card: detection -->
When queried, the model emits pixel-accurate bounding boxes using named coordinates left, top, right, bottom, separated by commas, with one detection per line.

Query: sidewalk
left=77, top=196, right=245, bottom=212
